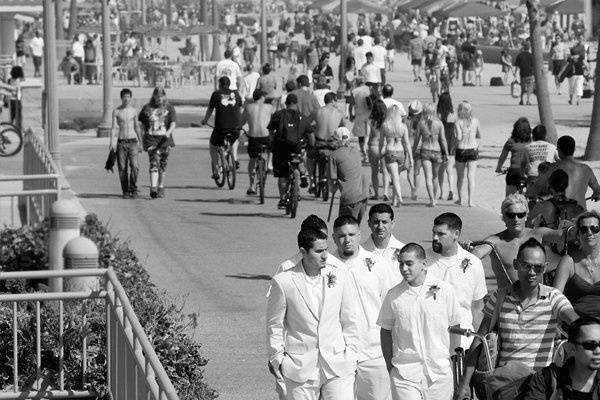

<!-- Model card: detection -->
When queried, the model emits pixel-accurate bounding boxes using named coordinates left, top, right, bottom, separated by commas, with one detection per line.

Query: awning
left=547, top=0, right=584, bottom=14
left=443, top=2, right=507, bottom=17
left=322, top=0, right=392, bottom=14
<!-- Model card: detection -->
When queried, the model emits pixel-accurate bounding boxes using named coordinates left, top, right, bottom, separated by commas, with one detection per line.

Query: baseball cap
left=332, top=127, right=350, bottom=142
left=408, top=100, right=423, bottom=115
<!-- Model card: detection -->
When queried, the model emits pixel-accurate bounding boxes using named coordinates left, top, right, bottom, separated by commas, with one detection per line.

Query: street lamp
left=43, top=0, right=60, bottom=168
left=97, top=0, right=112, bottom=138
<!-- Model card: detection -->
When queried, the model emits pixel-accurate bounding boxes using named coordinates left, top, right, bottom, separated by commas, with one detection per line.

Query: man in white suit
left=332, top=215, right=392, bottom=400
left=267, top=228, right=360, bottom=399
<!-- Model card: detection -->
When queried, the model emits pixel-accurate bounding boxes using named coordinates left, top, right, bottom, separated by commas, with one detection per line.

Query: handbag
left=510, top=80, right=521, bottom=98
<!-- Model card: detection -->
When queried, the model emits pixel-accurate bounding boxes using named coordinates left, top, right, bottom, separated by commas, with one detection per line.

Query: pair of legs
left=369, top=146, right=389, bottom=200
left=389, top=367, right=453, bottom=400
left=116, top=141, right=140, bottom=196
left=386, top=160, right=404, bottom=206
left=421, top=156, right=441, bottom=207
left=520, top=76, right=534, bottom=105
left=438, top=155, right=455, bottom=201
left=412, top=60, right=422, bottom=81
left=284, top=372, right=354, bottom=400
left=355, top=358, right=391, bottom=400
left=456, top=160, right=476, bottom=207
left=569, top=75, right=583, bottom=105
left=408, top=157, right=421, bottom=200
left=148, top=147, right=169, bottom=198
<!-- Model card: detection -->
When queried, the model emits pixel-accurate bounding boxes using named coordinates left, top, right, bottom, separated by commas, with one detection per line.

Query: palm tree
left=525, top=0, right=558, bottom=143
left=67, top=0, right=78, bottom=39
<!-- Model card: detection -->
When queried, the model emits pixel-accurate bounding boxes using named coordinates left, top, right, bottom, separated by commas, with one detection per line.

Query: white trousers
left=355, top=358, right=391, bottom=400
left=389, top=367, right=453, bottom=400
left=285, top=371, right=354, bottom=400
left=276, top=376, right=286, bottom=400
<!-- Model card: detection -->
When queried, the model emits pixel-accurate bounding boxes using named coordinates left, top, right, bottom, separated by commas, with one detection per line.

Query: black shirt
left=514, top=51, right=534, bottom=77
left=208, top=89, right=242, bottom=132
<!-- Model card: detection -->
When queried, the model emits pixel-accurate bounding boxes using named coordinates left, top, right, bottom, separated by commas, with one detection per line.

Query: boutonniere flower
left=428, top=285, right=440, bottom=300
left=326, top=272, right=337, bottom=288
left=365, top=258, right=375, bottom=272
left=461, top=258, right=472, bottom=274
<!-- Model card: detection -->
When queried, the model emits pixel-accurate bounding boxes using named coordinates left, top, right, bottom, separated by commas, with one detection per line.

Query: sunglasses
left=576, top=341, right=600, bottom=351
left=515, top=260, right=546, bottom=273
left=579, top=225, right=600, bottom=234
left=505, top=212, right=527, bottom=220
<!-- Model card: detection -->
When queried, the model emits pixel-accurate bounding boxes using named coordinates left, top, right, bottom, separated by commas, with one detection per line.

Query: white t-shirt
left=232, top=46, right=243, bottom=67
left=427, top=246, right=487, bottom=348
left=72, top=41, right=84, bottom=59
left=371, top=45, right=387, bottom=69
left=360, top=35, right=374, bottom=50
left=361, top=63, right=381, bottom=84
left=216, top=59, right=242, bottom=90
left=29, top=37, right=44, bottom=57
left=382, top=98, right=406, bottom=117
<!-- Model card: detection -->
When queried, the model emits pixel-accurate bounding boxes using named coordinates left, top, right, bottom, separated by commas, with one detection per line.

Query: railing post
left=48, top=200, right=80, bottom=292
left=63, top=237, right=100, bottom=292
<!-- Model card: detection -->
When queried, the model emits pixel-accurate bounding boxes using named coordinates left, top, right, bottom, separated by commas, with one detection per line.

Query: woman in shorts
left=455, top=101, right=481, bottom=207
left=414, top=103, right=448, bottom=207
left=368, top=99, right=389, bottom=201
left=382, top=105, right=413, bottom=206
left=437, top=92, right=456, bottom=201
left=496, top=117, right=531, bottom=196
left=344, top=57, right=357, bottom=119
left=406, top=100, right=423, bottom=200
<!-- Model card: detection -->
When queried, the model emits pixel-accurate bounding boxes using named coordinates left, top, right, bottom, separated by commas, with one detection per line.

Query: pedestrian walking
left=138, top=87, right=176, bottom=199
left=110, top=88, right=142, bottom=198
left=437, top=92, right=456, bottom=202
left=455, top=101, right=481, bottom=207
left=514, top=41, right=535, bottom=105
left=496, top=117, right=531, bottom=196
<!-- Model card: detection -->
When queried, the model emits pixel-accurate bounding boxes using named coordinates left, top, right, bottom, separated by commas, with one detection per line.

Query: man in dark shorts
left=514, top=41, right=535, bottom=106
left=267, top=94, right=314, bottom=209
left=201, top=76, right=243, bottom=179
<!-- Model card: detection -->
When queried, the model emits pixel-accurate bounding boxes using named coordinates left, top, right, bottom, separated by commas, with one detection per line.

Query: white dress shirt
left=377, top=275, right=462, bottom=383
left=427, top=245, right=487, bottom=348
left=362, top=234, right=405, bottom=286
left=340, top=247, right=392, bottom=362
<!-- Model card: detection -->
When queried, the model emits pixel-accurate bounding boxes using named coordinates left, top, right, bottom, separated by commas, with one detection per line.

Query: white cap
left=333, top=126, right=350, bottom=142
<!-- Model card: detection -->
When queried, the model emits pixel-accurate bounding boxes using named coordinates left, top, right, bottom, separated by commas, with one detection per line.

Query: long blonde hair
left=381, top=105, right=406, bottom=138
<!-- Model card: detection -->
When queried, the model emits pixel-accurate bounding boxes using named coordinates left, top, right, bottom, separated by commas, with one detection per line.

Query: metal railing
left=0, top=268, right=180, bottom=400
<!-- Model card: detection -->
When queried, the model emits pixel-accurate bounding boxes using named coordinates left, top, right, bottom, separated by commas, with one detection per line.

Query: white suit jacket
left=266, top=262, right=360, bottom=383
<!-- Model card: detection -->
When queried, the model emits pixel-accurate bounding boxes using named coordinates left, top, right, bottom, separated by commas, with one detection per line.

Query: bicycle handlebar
left=448, top=327, right=473, bottom=336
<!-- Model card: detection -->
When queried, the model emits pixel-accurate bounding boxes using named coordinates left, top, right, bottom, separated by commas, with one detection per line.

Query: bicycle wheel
left=289, top=169, right=300, bottom=218
left=0, top=124, right=23, bottom=157
left=257, top=157, right=266, bottom=204
left=213, top=149, right=226, bottom=188
left=226, top=149, right=236, bottom=190
left=319, top=160, right=329, bottom=202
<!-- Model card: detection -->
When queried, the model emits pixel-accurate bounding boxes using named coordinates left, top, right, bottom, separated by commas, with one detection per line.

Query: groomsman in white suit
left=267, top=228, right=360, bottom=400
left=332, top=215, right=392, bottom=400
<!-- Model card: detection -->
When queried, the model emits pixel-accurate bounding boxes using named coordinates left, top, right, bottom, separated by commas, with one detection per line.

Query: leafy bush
left=0, top=215, right=217, bottom=399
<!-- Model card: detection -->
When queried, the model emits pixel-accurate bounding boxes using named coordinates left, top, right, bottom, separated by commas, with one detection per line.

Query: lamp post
left=338, top=0, right=348, bottom=94
left=210, top=0, right=221, bottom=61
left=260, top=0, right=267, bottom=65
left=55, top=0, right=64, bottom=40
left=97, top=0, right=112, bottom=138
left=43, top=0, right=61, bottom=168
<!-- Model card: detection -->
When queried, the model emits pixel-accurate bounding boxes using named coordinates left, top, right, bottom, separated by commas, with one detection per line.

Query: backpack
left=549, top=197, right=585, bottom=230
left=278, top=110, right=303, bottom=146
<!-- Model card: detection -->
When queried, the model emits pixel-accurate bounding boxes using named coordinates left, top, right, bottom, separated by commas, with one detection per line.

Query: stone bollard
left=63, top=237, right=100, bottom=292
left=48, top=200, right=80, bottom=292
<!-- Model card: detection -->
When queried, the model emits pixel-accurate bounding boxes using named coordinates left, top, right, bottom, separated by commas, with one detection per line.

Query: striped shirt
left=483, top=283, right=574, bottom=371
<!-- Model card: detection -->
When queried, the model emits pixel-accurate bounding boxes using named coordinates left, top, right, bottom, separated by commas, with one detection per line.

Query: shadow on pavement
left=200, top=211, right=288, bottom=218
left=176, top=198, right=257, bottom=204
left=225, top=273, right=272, bottom=280
left=166, top=185, right=221, bottom=190
left=78, top=193, right=126, bottom=199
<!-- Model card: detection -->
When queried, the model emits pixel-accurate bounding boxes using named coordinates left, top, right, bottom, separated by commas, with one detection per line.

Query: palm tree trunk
left=584, top=32, right=600, bottom=160
left=210, top=0, right=221, bottom=61
left=526, top=0, right=557, bottom=143
left=67, top=0, right=77, bottom=40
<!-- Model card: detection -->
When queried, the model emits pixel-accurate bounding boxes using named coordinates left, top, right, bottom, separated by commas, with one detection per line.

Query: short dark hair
left=532, top=125, right=547, bottom=141
left=433, top=212, right=462, bottom=232
left=9, top=66, right=24, bottom=80
left=568, top=316, right=600, bottom=344
left=224, top=49, right=233, bottom=59
left=511, top=117, right=532, bottom=143
left=333, top=215, right=359, bottom=229
left=285, top=93, right=298, bottom=106
left=297, top=228, right=328, bottom=251
left=252, top=89, right=266, bottom=101
left=557, top=135, right=576, bottom=156
left=382, top=84, right=393, bottom=97
left=285, top=80, right=296, bottom=92
left=517, top=237, right=546, bottom=259
left=320, top=52, right=329, bottom=62
left=368, top=203, right=394, bottom=221
left=366, top=51, right=373, bottom=58
left=549, top=169, right=569, bottom=193
left=301, top=214, right=327, bottom=232
left=218, top=76, right=231, bottom=88
left=120, top=88, right=132, bottom=98
left=399, top=243, right=426, bottom=260
left=324, top=92, right=336, bottom=105
left=296, top=75, right=310, bottom=87
left=262, top=63, right=271, bottom=75
left=236, top=38, right=244, bottom=46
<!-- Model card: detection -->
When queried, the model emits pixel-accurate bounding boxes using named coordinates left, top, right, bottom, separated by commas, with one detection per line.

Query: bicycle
left=251, top=141, right=270, bottom=204
left=0, top=122, right=23, bottom=157
left=312, top=147, right=332, bottom=202
left=283, top=152, right=303, bottom=218
left=206, top=124, right=237, bottom=190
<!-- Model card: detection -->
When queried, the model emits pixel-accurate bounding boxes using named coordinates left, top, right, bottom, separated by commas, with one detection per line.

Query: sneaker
left=122, top=192, right=130, bottom=199
left=300, top=175, right=309, bottom=188
left=247, top=188, right=257, bottom=195
left=519, top=100, right=524, bottom=105
left=150, top=188, right=158, bottom=199
left=382, top=194, right=390, bottom=202
left=130, top=191, right=138, bottom=199
left=447, top=191, right=454, bottom=201
left=235, top=161, right=240, bottom=170
left=157, top=187, right=165, bottom=198
left=277, top=199, right=286, bottom=209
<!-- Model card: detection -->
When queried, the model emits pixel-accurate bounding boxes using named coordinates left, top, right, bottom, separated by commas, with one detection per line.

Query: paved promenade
left=2, top=53, right=599, bottom=399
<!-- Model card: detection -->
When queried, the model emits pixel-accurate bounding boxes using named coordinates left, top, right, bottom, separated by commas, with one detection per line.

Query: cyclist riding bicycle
left=267, top=93, right=314, bottom=209
left=201, top=76, right=243, bottom=179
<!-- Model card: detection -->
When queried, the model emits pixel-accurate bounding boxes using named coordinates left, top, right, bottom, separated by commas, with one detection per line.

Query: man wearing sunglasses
left=521, top=316, right=600, bottom=399
left=455, top=238, right=578, bottom=400
left=470, top=193, right=567, bottom=288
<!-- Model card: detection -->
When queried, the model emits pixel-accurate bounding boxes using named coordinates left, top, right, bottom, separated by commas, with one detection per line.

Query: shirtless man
left=469, top=193, right=566, bottom=288
left=352, top=77, right=372, bottom=163
left=533, top=135, right=600, bottom=209
left=240, top=89, right=274, bottom=195
left=307, top=92, right=346, bottom=193
left=110, top=88, right=142, bottom=198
